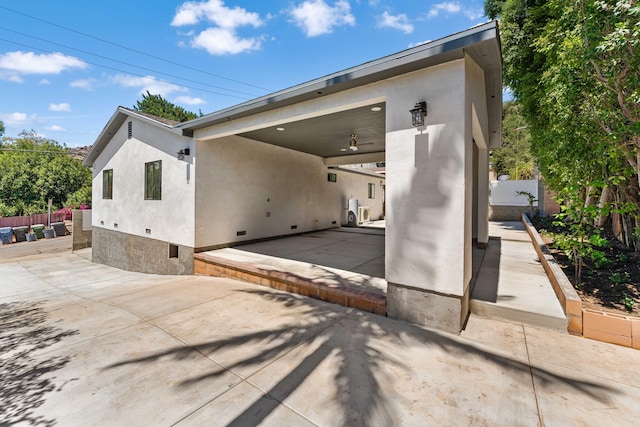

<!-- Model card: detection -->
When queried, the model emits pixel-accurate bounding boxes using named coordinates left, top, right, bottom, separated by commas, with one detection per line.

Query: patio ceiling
left=238, top=102, right=386, bottom=159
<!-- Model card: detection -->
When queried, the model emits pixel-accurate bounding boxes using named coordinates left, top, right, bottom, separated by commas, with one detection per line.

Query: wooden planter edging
left=522, top=214, right=639, bottom=350
left=194, top=253, right=387, bottom=316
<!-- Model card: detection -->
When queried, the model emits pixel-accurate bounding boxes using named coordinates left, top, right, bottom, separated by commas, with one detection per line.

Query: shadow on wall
left=388, top=131, right=456, bottom=293
left=104, top=288, right=617, bottom=426
left=0, top=301, right=79, bottom=426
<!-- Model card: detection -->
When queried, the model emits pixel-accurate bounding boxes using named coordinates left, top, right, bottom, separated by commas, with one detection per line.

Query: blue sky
left=0, top=1, right=490, bottom=147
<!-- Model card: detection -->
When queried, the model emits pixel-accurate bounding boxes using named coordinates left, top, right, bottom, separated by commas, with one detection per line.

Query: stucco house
left=84, top=22, right=502, bottom=333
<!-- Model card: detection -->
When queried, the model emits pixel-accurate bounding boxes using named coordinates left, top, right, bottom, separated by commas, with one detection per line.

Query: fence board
left=0, top=212, right=66, bottom=228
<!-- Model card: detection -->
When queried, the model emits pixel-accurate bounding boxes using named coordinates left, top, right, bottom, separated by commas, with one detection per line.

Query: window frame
left=102, top=169, right=113, bottom=200
left=144, top=160, right=162, bottom=200
left=368, top=183, right=375, bottom=199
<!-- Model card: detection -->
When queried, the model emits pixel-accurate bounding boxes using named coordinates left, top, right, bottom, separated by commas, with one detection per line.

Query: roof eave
left=178, top=21, right=501, bottom=133
left=83, top=107, right=181, bottom=167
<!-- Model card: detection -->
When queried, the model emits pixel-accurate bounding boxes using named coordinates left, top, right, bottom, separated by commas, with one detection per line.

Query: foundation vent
left=237, top=230, right=246, bottom=236
left=169, top=244, right=179, bottom=258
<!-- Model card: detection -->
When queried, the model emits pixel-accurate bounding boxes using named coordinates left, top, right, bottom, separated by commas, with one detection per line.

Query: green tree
left=0, top=120, right=5, bottom=136
left=490, top=101, right=535, bottom=179
left=0, top=130, right=91, bottom=216
left=486, top=0, right=640, bottom=250
left=133, top=91, right=198, bottom=122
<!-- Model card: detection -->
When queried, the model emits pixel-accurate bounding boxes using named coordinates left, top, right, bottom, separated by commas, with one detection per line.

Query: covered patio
left=194, top=220, right=568, bottom=331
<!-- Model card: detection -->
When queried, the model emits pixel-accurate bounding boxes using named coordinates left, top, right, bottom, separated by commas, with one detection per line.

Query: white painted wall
left=384, top=60, right=468, bottom=296
left=490, top=180, right=539, bottom=206
left=194, top=135, right=383, bottom=248
left=465, top=55, right=491, bottom=283
left=91, top=117, right=195, bottom=247
left=191, top=57, right=488, bottom=304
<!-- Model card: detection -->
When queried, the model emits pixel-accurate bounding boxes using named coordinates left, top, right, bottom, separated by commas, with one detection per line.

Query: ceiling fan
left=347, top=133, right=373, bottom=152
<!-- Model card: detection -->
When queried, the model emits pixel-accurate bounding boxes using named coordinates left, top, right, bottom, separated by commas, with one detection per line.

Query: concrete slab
left=200, top=246, right=386, bottom=295
left=2, top=251, right=639, bottom=426
left=152, top=288, right=351, bottom=379
left=0, top=234, right=73, bottom=261
left=246, top=311, right=540, bottom=426
left=470, top=221, right=568, bottom=331
left=30, top=322, right=243, bottom=426
left=176, top=381, right=317, bottom=426
left=233, top=228, right=385, bottom=279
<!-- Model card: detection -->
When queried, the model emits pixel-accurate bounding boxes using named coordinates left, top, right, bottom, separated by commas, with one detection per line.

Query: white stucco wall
left=191, top=58, right=484, bottom=302
left=465, top=55, right=490, bottom=249
left=91, top=117, right=195, bottom=247
left=194, top=135, right=384, bottom=248
left=383, top=60, right=469, bottom=297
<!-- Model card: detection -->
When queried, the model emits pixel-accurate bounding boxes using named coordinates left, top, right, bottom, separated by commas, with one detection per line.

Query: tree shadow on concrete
left=105, top=287, right=619, bottom=426
left=0, top=301, right=79, bottom=426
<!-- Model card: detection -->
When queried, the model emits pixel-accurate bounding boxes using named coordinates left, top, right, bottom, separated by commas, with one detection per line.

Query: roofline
left=178, top=21, right=500, bottom=133
left=83, top=107, right=181, bottom=166
left=85, top=21, right=501, bottom=166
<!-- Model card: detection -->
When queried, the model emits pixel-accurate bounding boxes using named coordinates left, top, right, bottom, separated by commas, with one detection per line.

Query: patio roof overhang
left=177, top=21, right=502, bottom=154
left=85, top=22, right=501, bottom=167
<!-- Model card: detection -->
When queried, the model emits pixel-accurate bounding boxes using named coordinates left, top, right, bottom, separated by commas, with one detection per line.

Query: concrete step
left=469, top=221, right=569, bottom=332
left=194, top=250, right=387, bottom=316
left=470, top=298, right=568, bottom=331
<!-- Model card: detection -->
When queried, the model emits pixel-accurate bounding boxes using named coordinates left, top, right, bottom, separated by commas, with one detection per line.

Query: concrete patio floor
left=198, top=221, right=566, bottom=330
left=1, top=245, right=639, bottom=426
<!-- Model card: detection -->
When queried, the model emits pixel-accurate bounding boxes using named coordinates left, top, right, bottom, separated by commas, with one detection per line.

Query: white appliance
left=358, top=206, right=371, bottom=223
left=347, top=198, right=358, bottom=227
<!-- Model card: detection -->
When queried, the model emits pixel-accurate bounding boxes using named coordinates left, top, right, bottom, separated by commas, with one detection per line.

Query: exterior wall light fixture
left=410, top=101, right=427, bottom=127
left=177, top=148, right=190, bottom=160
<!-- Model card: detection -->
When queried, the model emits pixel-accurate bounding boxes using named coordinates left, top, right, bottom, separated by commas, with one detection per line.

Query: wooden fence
left=0, top=212, right=67, bottom=228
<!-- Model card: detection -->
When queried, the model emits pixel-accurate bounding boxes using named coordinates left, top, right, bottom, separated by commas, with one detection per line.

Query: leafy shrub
left=65, top=185, right=92, bottom=209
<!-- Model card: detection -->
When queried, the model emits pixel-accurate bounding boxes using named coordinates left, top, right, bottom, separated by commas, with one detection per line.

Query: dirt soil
left=532, top=217, right=640, bottom=318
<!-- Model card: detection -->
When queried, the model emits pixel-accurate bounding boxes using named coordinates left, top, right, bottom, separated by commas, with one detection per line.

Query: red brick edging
left=194, top=253, right=387, bottom=316
left=522, top=214, right=639, bottom=349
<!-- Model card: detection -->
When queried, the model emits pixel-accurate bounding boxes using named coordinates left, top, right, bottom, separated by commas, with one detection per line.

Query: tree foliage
left=133, top=91, right=199, bottom=122
left=490, top=101, right=535, bottom=179
left=0, top=131, right=92, bottom=216
left=487, top=0, right=640, bottom=251
left=0, top=120, right=4, bottom=136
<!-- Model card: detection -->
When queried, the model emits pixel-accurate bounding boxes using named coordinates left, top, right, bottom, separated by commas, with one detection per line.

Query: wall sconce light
left=177, top=148, right=190, bottom=160
left=410, top=101, right=427, bottom=127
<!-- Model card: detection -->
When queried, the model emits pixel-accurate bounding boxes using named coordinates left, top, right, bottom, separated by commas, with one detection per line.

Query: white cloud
left=172, top=0, right=264, bottom=55
left=0, top=71, right=23, bottom=83
left=46, top=125, right=66, bottom=132
left=0, top=112, right=35, bottom=127
left=378, top=11, right=413, bottom=34
left=289, top=0, right=355, bottom=37
left=110, top=74, right=187, bottom=97
left=427, top=2, right=484, bottom=20
left=464, top=8, right=485, bottom=20
left=70, top=78, right=97, bottom=90
left=427, top=2, right=461, bottom=18
left=39, top=79, right=50, bottom=85
left=49, top=103, right=72, bottom=112
left=0, top=51, right=87, bottom=76
left=191, top=27, right=262, bottom=55
left=174, top=96, right=206, bottom=105
left=172, top=0, right=263, bottom=28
